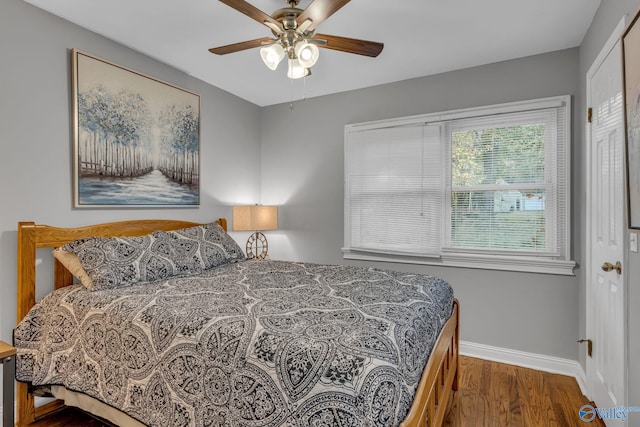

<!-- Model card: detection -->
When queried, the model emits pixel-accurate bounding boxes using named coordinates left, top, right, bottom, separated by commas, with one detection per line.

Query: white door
left=586, top=18, right=627, bottom=423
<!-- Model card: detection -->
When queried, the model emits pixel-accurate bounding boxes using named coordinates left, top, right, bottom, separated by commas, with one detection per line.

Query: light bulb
left=294, top=41, right=319, bottom=68
left=287, top=58, right=310, bottom=79
left=260, top=44, right=285, bottom=70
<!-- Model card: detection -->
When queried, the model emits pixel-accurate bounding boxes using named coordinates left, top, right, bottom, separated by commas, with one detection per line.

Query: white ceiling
left=24, top=0, right=600, bottom=106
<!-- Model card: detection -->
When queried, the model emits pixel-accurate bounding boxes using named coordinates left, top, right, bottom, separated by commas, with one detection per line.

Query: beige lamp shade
left=233, top=205, right=278, bottom=231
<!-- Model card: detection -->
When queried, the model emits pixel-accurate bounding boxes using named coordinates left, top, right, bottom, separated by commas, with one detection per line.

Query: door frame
left=584, top=15, right=628, bottom=406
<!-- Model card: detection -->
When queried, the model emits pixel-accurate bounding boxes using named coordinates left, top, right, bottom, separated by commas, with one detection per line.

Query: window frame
left=343, top=96, right=575, bottom=276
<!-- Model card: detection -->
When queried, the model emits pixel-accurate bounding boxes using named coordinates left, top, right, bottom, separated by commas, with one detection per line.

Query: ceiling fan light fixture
left=260, top=43, right=286, bottom=70
left=294, top=40, right=319, bottom=68
left=211, top=0, right=384, bottom=81
left=287, top=58, right=310, bottom=79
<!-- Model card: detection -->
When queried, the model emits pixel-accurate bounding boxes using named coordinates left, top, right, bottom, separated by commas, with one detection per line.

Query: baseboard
left=461, top=340, right=589, bottom=397
left=574, top=362, right=588, bottom=398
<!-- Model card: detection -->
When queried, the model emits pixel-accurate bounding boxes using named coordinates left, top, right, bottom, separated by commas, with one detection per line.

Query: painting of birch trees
left=72, top=49, right=200, bottom=207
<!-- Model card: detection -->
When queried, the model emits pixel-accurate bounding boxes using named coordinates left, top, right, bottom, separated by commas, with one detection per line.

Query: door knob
left=601, top=261, right=622, bottom=274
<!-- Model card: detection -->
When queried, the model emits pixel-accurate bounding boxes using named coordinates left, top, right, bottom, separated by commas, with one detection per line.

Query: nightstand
left=0, top=341, right=16, bottom=427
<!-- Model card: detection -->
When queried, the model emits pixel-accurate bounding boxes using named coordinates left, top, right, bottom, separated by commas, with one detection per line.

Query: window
left=344, top=96, right=574, bottom=275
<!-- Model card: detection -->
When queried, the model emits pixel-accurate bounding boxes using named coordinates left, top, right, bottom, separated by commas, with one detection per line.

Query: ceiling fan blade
left=209, top=37, right=275, bottom=55
left=296, top=0, right=351, bottom=31
left=219, top=0, right=282, bottom=31
left=313, top=34, right=383, bottom=57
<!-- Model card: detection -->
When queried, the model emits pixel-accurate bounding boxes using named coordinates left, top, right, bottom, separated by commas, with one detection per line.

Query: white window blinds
left=445, top=108, right=568, bottom=257
left=345, top=124, right=443, bottom=255
left=343, top=96, right=572, bottom=274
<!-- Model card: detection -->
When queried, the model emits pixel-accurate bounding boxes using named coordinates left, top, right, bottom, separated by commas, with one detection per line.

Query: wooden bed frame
left=16, top=218, right=459, bottom=427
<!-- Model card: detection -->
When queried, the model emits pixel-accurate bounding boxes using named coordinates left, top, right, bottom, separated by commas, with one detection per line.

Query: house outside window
left=343, top=96, right=574, bottom=275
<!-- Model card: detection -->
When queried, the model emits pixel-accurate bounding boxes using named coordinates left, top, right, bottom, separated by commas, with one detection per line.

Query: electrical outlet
left=631, top=232, right=638, bottom=253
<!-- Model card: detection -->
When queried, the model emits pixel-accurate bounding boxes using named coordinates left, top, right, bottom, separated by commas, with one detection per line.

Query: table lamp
left=232, top=205, right=278, bottom=259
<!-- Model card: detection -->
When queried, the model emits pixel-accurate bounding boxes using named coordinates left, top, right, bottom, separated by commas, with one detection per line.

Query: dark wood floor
left=26, top=407, right=113, bottom=427
left=444, top=356, right=604, bottom=427
left=26, top=356, right=602, bottom=427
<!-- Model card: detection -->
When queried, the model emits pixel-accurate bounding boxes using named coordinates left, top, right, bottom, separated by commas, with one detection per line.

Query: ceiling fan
left=209, top=0, right=384, bottom=79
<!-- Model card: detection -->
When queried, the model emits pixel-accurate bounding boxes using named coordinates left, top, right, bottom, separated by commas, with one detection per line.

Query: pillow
left=153, top=222, right=245, bottom=270
left=52, top=247, right=94, bottom=288
left=58, top=222, right=245, bottom=291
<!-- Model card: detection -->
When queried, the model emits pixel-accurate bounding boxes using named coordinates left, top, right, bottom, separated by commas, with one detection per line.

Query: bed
left=14, top=218, right=459, bottom=427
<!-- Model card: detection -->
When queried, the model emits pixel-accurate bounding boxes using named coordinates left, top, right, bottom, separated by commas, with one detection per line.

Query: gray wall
left=260, top=49, right=582, bottom=360
left=579, top=0, right=640, bottom=421
left=0, top=0, right=263, bottom=346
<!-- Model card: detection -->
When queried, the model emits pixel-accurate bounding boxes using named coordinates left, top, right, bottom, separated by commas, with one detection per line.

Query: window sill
left=342, top=249, right=576, bottom=276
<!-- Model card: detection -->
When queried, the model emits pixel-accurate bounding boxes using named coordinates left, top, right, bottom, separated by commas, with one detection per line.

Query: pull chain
left=289, top=76, right=295, bottom=110
left=302, top=74, right=307, bottom=101
left=289, top=75, right=309, bottom=110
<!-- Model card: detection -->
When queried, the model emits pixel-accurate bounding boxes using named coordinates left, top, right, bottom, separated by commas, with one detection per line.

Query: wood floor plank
left=486, top=361, right=514, bottom=426
left=523, top=369, right=557, bottom=426
left=457, top=352, right=484, bottom=393
left=27, top=407, right=114, bottom=426
left=444, top=356, right=604, bottom=427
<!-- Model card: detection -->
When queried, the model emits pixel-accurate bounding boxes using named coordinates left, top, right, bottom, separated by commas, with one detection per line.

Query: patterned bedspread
left=15, top=260, right=454, bottom=427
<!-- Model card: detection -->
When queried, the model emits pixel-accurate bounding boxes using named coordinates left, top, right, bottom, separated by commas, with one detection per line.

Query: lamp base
left=246, top=231, right=269, bottom=260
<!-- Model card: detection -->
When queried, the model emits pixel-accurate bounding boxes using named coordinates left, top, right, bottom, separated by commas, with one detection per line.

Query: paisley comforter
left=15, top=260, right=454, bottom=427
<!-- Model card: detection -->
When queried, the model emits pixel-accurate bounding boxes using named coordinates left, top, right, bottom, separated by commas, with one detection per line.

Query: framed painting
left=623, top=10, right=640, bottom=229
left=71, top=49, right=200, bottom=208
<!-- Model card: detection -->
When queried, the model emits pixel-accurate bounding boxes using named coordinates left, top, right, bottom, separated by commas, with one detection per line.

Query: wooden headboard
left=15, top=218, right=227, bottom=425
left=17, top=218, right=227, bottom=322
